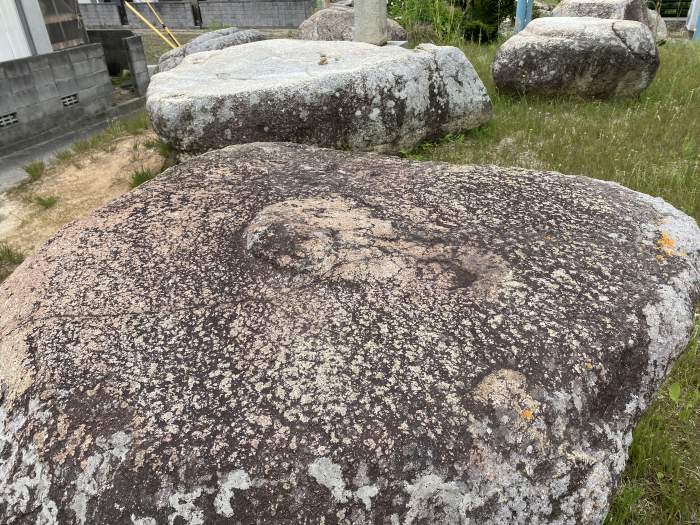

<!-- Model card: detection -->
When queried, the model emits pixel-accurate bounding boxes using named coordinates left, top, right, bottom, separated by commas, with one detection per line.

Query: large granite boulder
left=147, top=40, right=492, bottom=154
left=156, top=27, right=265, bottom=73
left=298, top=4, right=407, bottom=41
left=646, top=8, right=668, bottom=41
left=492, top=17, right=659, bottom=98
left=552, top=0, right=649, bottom=24
left=1, top=142, right=699, bottom=524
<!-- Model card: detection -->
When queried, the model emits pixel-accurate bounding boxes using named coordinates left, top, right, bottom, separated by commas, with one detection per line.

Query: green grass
left=34, top=195, right=58, bottom=209
left=0, top=243, right=24, bottom=283
left=50, top=110, right=152, bottom=167
left=144, top=138, right=173, bottom=159
left=128, top=168, right=157, bottom=188
left=23, top=161, right=45, bottom=182
left=404, top=39, right=700, bottom=524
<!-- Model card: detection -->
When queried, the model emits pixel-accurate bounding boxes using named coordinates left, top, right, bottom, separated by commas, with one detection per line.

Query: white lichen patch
left=70, top=431, right=132, bottom=525
left=214, top=469, right=251, bottom=518
left=308, top=457, right=353, bottom=504
left=168, top=488, right=205, bottom=525
left=0, top=402, right=57, bottom=523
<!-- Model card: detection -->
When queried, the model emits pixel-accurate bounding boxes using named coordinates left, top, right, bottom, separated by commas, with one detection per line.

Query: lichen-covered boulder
left=1, top=142, right=699, bottom=524
left=492, top=17, right=659, bottom=98
left=147, top=39, right=492, bottom=154
left=298, top=4, right=407, bottom=41
left=646, top=8, right=668, bottom=41
left=156, top=27, right=265, bottom=73
left=552, top=0, right=649, bottom=24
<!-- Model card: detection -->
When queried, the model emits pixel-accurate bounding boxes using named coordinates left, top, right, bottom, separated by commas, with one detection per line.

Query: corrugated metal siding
left=0, top=0, right=32, bottom=62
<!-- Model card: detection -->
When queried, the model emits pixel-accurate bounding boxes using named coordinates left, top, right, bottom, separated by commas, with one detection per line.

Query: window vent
left=61, top=93, right=79, bottom=107
left=0, top=113, right=19, bottom=127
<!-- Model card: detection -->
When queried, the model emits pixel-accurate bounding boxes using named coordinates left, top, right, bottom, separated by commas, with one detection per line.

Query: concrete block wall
left=79, top=4, right=124, bottom=29
left=124, top=36, right=150, bottom=97
left=0, top=44, right=112, bottom=152
left=200, top=0, right=316, bottom=28
left=125, top=2, right=197, bottom=29
left=88, top=29, right=136, bottom=76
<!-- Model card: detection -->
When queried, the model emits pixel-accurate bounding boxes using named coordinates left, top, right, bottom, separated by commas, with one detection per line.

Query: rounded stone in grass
left=146, top=39, right=492, bottom=154
left=492, top=17, right=659, bottom=98
left=298, top=4, right=407, bottom=42
left=552, top=0, right=649, bottom=23
left=1, top=142, right=699, bottom=523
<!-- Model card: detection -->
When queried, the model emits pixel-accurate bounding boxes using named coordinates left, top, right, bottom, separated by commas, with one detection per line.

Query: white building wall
left=0, top=0, right=32, bottom=62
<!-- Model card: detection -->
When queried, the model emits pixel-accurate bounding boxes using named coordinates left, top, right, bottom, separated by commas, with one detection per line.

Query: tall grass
left=390, top=0, right=466, bottom=45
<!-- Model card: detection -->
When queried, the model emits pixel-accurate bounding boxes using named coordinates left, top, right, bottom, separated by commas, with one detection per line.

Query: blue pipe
left=515, top=0, right=528, bottom=32
left=694, top=6, right=700, bottom=40
left=526, top=0, right=534, bottom=26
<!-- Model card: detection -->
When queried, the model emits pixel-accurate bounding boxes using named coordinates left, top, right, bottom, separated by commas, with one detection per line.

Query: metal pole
left=526, top=0, right=534, bottom=26
left=123, top=1, right=177, bottom=49
left=145, top=0, right=181, bottom=47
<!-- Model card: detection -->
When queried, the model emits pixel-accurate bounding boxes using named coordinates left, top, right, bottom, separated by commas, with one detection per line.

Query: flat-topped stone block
left=147, top=39, right=492, bottom=153
left=492, top=17, right=659, bottom=98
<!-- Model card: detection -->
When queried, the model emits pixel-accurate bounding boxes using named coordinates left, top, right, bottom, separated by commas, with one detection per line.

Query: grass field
left=404, top=40, right=700, bottom=524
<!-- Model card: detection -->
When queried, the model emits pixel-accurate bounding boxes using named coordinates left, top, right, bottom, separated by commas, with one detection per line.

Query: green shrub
left=462, top=19, right=498, bottom=42
left=462, top=0, right=515, bottom=42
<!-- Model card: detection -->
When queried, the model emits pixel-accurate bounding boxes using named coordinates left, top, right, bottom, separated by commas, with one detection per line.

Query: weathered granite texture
left=1, top=142, right=699, bottom=524
left=146, top=39, right=492, bottom=154
left=156, top=27, right=265, bottom=73
left=646, top=8, right=668, bottom=41
left=298, top=4, right=407, bottom=42
left=552, top=0, right=649, bottom=24
left=492, top=17, right=659, bottom=98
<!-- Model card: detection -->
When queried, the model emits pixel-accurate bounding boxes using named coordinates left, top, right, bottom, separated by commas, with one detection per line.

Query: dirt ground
left=0, top=132, right=163, bottom=255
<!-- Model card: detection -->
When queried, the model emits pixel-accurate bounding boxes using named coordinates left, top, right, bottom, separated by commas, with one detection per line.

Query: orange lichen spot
left=656, top=254, right=665, bottom=262
left=657, top=231, right=677, bottom=257
left=585, top=361, right=593, bottom=370
left=521, top=408, right=534, bottom=422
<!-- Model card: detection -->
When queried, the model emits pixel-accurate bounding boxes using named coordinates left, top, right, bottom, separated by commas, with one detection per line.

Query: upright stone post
left=353, top=0, right=388, bottom=45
